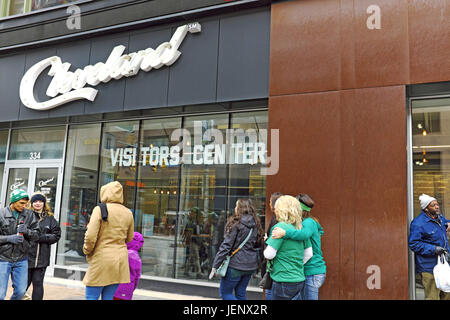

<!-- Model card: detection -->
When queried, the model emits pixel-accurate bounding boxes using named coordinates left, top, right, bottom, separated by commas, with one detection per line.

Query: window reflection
left=412, top=97, right=450, bottom=300
left=57, top=124, right=101, bottom=267
left=99, top=121, right=139, bottom=210
left=228, top=112, right=267, bottom=218
left=8, top=126, right=66, bottom=161
left=227, top=112, right=267, bottom=287
left=1, top=0, right=78, bottom=18
left=177, top=115, right=229, bottom=280
left=8, top=0, right=25, bottom=15
left=0, top=131, right=8, bottom=207
left=31, top=0, right=77, bottom=11
left=136, top=118, right=181, bottom=278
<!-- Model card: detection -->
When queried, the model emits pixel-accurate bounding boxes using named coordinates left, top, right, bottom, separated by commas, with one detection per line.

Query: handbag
left=434, top=254, right=450, bottom=292
left=217, top=228, right=253, bottom=277
left=258, top=272, right=273, bottom=289
left=258, top=260, right=273, bottom=289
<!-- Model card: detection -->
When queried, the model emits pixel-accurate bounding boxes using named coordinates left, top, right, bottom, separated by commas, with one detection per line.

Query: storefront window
left=227, top=112, right=268, bottom=287
left=136, top=118, right=181, bottom=278
left=57, top=124, right=101, bottom=267
left=176, top=114, right=229, bottom=280
left=411, top=97, right=450, bottom=299
left=8, top=0, right=25, bottom=15
left=50, top=107, right=268, bottom=286
left=8, top=126, right=65, bottom=160
left=1, top=0, right=79, bottom=18
left=31, top=0, right=78, bottom=11
left=228, top=111, right=268, bottom=220
left=0, top=131, right=8, bottom=203
left=99, top=121, right=139, bottom=211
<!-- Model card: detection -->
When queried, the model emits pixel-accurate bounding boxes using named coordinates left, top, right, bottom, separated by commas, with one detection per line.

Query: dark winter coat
left=212, top=214, right=261, bottom=272
left=27, top=212, right=61, bottom=268
left=0, top=207, right=40, bottom=262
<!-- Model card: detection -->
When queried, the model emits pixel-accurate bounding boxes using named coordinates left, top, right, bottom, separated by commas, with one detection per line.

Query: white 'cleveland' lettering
left=20, top=22, right=201, bottom=111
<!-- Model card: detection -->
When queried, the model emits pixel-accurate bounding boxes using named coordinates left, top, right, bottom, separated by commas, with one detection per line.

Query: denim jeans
left=303, top=273, right=326, bottom=300
left=265, top=289, right=272, bottom=300
left=219, top=268, right=253, bottom=300
left=271, top=280, right=305, bottom=300
left=86, top=284, right=119, bottom=300
left=0, top=259, right=28, bottom=300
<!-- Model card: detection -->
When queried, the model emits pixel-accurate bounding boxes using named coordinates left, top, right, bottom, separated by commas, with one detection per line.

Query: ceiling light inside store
left=422, top=150, right=428, bottom=164
left=412, top=145, right=450, bottom=149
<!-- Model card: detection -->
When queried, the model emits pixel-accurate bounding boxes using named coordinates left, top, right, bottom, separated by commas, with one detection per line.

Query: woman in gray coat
left=210, top=199, right=263, bottom=300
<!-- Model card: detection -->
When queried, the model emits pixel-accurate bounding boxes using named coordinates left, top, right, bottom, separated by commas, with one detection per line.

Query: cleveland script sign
left=19, top=22, right=201, bottom=111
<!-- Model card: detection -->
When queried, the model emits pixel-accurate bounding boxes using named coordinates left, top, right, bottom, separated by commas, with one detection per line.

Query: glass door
left=33, top=167, right=60, bottom=216
left=3, top=163, right=62, bottom=210
left=4, top=167, right=30, bottom=205
left=1, top=162, right=63, bottom=275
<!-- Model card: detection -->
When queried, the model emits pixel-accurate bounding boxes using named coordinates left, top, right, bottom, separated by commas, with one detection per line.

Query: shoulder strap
left=230, top=228, right=253, bottom=257
left=99, top=203, right=108, bottom=222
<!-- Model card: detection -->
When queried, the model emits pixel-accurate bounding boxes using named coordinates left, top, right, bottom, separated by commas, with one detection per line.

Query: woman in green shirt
left=264, top=195, right=312, bottom=300
left=271, top=194, right=326, bottom=300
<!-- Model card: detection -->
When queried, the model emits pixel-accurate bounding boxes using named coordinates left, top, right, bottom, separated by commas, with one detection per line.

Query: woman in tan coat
left=83, top=181, right=134, bottom=300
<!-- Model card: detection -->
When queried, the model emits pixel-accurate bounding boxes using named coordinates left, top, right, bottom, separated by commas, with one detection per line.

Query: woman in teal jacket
left=271, top=194, right=326, bottom=300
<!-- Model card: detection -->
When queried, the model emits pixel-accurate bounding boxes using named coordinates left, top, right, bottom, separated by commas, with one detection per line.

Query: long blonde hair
left=26, top=191, right=53, bottom=216
left=274, top=195, right=303, bottom=229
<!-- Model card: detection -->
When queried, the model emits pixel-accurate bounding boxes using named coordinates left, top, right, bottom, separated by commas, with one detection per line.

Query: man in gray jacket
left=0, top=189, right=40, bottom=300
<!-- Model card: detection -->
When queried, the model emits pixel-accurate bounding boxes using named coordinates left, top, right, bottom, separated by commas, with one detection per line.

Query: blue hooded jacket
left=409, top=211, right=450, bottom=274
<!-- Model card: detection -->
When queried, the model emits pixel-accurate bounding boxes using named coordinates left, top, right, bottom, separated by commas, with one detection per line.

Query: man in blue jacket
left=409, top=194, right=450, bottom=300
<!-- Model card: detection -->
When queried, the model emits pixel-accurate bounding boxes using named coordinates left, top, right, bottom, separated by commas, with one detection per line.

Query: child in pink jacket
left=114, top=232, right=144, bottom=300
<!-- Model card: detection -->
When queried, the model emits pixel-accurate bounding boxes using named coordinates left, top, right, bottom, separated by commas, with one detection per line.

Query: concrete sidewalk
left=6, top=277, right=216, bottom=300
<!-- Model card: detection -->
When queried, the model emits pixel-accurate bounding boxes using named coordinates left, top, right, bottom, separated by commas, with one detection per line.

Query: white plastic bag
left=433, top=254, right=450, bottom=292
